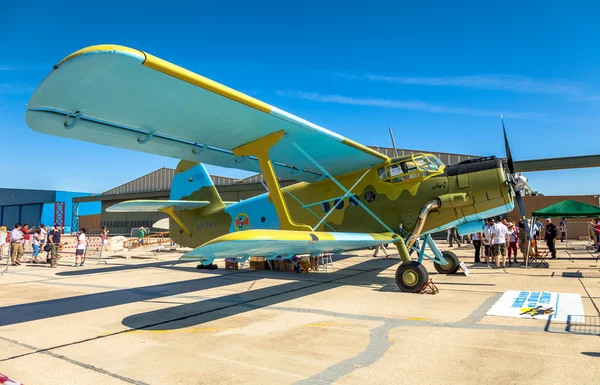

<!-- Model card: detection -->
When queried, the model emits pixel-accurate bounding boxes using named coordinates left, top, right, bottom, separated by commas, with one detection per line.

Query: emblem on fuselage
left=234, top=212, right=250, bottom=231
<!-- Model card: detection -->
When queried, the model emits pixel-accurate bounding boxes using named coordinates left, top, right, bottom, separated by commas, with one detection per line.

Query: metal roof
left=103, top=167, right=241, bottom=196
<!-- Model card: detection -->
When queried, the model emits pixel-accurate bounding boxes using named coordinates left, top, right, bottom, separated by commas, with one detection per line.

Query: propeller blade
left=501, top=115, right=515, bottom=174
left=514, top=190, right=531, bottom=239
left=514, top=154, right=600, bottom=173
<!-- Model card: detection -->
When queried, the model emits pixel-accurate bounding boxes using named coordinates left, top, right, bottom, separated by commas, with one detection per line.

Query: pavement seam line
left=0, top=335, right=149, bottom=385
left=577, top=277, right=600, bottom=315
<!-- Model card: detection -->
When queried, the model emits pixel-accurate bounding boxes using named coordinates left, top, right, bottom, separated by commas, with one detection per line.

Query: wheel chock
left=419, top=278, right=439, bottom=295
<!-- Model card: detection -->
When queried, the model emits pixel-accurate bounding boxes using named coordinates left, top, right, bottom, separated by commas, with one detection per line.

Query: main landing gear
left=394, top=234, right=460, bottom=292
left=395, top=262, right=428, bottom=293
left=433, top=250, right=460, bottom=274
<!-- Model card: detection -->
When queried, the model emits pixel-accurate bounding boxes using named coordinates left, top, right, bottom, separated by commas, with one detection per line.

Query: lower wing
left=180, top=230, right=398, bottom=260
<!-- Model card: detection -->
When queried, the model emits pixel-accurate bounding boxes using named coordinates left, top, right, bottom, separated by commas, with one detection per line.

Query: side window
left=401, top=161, right=417, bottom=173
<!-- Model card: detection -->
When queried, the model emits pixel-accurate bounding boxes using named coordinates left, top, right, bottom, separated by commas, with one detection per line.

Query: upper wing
left=179, top=230, right=398, bottom=260
left=26, top=45, right=388, bottom=182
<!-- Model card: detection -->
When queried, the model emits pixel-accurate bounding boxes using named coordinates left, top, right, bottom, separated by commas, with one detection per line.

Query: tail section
left=171, top=161, right=224, bottom=210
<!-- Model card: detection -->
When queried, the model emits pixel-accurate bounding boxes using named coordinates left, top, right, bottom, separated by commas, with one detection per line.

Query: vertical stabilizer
left=170, top=161, right=223, bottom=209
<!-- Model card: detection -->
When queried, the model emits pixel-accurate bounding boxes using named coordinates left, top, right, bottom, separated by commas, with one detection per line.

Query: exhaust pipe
left=406, top=199, right=441, bottom=248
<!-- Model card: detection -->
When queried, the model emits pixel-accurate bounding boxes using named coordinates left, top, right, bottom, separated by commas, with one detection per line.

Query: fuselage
left=171, top=155, right=514, bottom=248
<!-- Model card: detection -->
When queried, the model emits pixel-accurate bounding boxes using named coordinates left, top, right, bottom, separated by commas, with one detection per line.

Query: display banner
left=486, top=290, right=584, bottom=322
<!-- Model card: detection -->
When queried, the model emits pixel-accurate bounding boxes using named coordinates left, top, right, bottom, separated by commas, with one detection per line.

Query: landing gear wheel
left=196, top=263, right=218, bottom=270
left=434, top=251, right=460, bottom=274
left=395, top=262, right=428, bottom=293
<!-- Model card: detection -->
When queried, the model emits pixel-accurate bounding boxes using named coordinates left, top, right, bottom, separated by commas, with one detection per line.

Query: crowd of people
left=449, top=217, right=600, bottom=268
left=0, top=223, right=104, bottom=268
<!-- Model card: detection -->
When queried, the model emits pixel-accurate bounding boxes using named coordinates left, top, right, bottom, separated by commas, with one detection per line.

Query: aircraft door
left=457, top=165, right=470, bottom=189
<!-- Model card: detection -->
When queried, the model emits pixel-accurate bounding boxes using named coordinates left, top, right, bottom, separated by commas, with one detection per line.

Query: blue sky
left=1, top=0, right=599, bottom=195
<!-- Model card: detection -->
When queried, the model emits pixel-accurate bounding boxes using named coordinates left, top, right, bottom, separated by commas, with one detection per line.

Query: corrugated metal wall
left=1, top=206, right=20, bottom=227
left=79, top=214, right=101, bottom=232
left=103, top=168, right=176, bottom=196
left=20, top=204, right=42, bottom=226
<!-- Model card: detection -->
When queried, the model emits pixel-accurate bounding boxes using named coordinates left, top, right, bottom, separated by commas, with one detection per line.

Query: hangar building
left=0, top=189, right=100, bottom=232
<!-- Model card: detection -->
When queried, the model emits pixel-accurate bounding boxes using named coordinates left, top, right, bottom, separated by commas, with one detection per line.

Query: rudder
left=170, top=161, right=224, bottom=209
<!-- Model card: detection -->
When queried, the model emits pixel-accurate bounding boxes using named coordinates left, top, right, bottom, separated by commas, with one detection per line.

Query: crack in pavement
left=0, top=335, right=149, bottom=385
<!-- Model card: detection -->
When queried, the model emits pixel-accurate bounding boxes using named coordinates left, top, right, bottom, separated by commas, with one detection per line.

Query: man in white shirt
left=10, top=223, right=24, bottom=266
left=490, top=219, right=510, bottom=269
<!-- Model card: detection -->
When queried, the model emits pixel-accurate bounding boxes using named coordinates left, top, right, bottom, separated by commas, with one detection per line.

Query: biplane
left=25, top=45, right=600, bottom=292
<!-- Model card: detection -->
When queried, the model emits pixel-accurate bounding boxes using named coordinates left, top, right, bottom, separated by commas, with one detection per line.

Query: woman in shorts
left=74, top=228, right=87, bottom=267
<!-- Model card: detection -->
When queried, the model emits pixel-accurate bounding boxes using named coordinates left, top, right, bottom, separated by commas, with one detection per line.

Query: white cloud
left=276, top=90, right=542, bottom=119
left=0, top=64, right=46, bottom=71
left=352, top=73, right=599, bottom=100
left=0, top=83, right=35, bottom=95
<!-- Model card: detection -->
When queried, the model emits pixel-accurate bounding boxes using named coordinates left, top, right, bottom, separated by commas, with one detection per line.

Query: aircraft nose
left=445, top=157, right=513, bottom=221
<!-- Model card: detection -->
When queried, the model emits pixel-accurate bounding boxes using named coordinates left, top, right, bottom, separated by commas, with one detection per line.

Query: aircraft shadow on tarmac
left=0, top=255, right=400, bottom=331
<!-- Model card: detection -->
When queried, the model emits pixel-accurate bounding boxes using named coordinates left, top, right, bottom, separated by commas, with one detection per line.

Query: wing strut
left=160, top=206, right=192, bottom=235
left=232, top=131, right=313, bottom=231
left=285, top=136, right=396, bottom=234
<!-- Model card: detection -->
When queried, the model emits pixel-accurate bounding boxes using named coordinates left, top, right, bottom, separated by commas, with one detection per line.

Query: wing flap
left=180, top=230, right=398, bottom=260
left=26, top=45, right=388, bottom=180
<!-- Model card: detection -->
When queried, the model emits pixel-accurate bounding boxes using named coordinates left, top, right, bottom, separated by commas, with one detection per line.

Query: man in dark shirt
left=48, top=225, right=62, bottom=267
left=544, top=218, right=558, bottom=259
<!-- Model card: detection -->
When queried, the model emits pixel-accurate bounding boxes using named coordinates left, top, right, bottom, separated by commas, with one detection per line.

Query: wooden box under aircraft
left=225, top=259, right=239, bottom=270
left=249, top=257, right=265, bottom=270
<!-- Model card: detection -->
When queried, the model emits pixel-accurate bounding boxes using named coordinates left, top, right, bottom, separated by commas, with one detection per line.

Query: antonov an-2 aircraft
left=25, top=45, right=598, bottom=292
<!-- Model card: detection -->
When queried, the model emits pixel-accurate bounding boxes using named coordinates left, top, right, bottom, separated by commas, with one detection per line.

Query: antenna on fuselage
left=388, top=127, right=399, bottom=157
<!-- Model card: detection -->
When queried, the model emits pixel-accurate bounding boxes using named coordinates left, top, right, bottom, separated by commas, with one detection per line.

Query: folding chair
left=528, top=240, right=549, bottom=268
left=318, top=253, right=334, bottom=272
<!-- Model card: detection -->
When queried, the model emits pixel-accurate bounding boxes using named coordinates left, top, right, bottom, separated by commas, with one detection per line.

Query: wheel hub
left=402, top=270, right=418, bottom=286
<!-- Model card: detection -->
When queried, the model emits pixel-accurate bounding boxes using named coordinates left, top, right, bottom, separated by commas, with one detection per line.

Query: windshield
left=378, top=154, right=445, bottom=183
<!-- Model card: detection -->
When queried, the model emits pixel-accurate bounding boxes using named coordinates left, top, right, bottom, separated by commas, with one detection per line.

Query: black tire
left=395, top=262, right=429, bottom=293
left=434, top=251, right=460, bottom=274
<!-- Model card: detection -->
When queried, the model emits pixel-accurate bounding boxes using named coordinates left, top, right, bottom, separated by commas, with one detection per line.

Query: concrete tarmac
left=1, top=241, right=599, bottom=384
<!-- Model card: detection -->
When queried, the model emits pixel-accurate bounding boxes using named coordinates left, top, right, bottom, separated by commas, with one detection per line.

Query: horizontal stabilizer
left=152, top=218, right=170, bottom=230
left=106, top=200, right=212, bottom=212
left=180, top=230, right=398, bottom=260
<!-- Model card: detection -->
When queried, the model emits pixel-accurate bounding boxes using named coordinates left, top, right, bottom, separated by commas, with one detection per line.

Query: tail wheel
left=395, top=262, right=428, bottom=293
left=434, top=250, right=460, bottom=274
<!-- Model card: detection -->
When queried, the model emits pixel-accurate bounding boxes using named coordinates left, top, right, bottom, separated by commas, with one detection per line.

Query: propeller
left=501, top=115, right=531, bottom=238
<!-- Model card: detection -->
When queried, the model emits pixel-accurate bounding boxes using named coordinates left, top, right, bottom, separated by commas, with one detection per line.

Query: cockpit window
left=378, top=154, right=445, bottom=183
left=426, top=155, right=445, bottom=169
